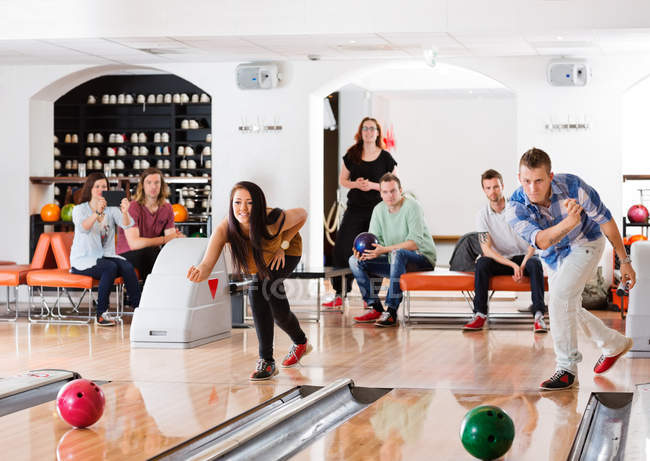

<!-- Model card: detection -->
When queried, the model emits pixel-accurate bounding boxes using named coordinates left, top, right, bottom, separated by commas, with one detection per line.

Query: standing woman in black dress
left=324, top=117, right=398, bottom=311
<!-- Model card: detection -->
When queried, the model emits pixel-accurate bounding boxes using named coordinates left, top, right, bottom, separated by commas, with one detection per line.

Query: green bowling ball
left=61, top=203, right=75, bottom=222
left=460, top=405, right=514, bottom=460
left=190, top=231, right=207, bottom=238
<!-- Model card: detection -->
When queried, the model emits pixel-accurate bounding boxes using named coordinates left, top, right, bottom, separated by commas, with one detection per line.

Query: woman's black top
left=343, top=149, right=397, bottom=209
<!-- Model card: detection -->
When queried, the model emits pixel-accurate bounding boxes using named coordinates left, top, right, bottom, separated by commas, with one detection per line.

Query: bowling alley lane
left=289, top=387, right=595, bottom=461
left=0, top=381, right=293, bottom=461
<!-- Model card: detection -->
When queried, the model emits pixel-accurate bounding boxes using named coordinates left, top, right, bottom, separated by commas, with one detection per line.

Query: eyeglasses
left=361, top=126, right=377, bottom=132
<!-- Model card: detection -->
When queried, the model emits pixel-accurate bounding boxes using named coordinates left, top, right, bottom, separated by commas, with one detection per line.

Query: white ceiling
left=1, top=29, right=650, bottom=65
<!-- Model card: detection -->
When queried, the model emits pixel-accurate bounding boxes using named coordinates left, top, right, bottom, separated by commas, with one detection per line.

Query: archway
left=308, top=61, right=515, bottom=269
left=29, top=64, right=212, bottom=216
left=28, top=65, right=213, bottom=258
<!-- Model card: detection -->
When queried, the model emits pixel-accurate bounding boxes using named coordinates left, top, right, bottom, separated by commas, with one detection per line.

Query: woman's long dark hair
left=227, top=181, right=285, bottom=279
left=79, top=173, right=108, bottom=203
left=346, top=117, right=385, bottom=164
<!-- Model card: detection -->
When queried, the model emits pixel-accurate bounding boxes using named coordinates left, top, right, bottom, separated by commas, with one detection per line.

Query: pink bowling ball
left=627, top=204, right=649, bottom=223
left=56, top=379, right=105, bottom=428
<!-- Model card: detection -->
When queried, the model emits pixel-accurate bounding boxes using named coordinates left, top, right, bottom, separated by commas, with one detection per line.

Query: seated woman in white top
left=70, top=173, right=141, bottom=326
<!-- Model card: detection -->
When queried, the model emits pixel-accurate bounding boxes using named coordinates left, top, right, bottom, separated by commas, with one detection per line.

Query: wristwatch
left=280, top=240, right=290, bottom=250
left=620, top=256, right=632, bottom=265
left=95, top=210, right=103, bottom=217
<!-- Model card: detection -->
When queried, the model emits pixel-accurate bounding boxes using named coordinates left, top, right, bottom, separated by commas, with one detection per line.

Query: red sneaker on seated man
left=463, top=169, right=547, bottom=334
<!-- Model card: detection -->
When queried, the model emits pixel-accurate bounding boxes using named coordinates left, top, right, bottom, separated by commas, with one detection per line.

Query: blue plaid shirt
left=506, top=174, right=612, bottom=270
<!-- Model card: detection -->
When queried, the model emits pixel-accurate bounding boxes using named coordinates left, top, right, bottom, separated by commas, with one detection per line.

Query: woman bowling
left=187, top=181, right=311, bottom=380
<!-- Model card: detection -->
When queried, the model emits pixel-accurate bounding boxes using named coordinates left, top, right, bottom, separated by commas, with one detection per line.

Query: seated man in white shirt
left=463, top=169, right=547, bottom=333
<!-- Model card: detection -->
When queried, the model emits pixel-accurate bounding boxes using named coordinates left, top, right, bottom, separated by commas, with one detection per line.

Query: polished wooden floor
left=1, top=295, right=648, bottom=460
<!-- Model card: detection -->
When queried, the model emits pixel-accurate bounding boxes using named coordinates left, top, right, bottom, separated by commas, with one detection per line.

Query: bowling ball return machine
left=131, top=238, right=231, bottom=349
left=626, top=240, right=650, bottom=357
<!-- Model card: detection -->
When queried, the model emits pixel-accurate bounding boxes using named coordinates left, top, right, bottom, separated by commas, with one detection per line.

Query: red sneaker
left=322, top=296, right=343, bottom=308
left=281, top=342, right=313, bottom=368
left=463, top=315, right=486, bottom=330
left=534, top=316, right=548, bottom=334
left=354, top=310, right=382, bottom=323
left=363, top=301, right=369, bottom=309
left=594, top=338, right=634, bottom=374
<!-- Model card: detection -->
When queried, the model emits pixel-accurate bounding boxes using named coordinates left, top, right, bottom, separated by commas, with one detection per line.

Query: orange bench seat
left=0, top=233, right=57, bottom=288
left=400, top=269, right=548, bottom=292
left=26, top=268, right=124, bottom=289
left=27, top=232, right=128, bottom=323
left=0, top=265, right=33, bottom=286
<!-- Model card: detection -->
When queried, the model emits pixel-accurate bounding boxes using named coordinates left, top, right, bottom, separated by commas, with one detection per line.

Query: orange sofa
left=399, top=269, right=548, bottom=325
left=0, top=233, right=57, bottom=322
left=27, top=232, right=126, bottom=323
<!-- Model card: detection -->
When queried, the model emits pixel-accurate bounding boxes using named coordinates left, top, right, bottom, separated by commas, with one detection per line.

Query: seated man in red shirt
left=117, top=168, right=185, bottom=282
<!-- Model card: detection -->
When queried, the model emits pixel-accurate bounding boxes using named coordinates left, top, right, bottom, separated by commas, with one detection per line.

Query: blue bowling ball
left=354, top=232, right=378, bottom=253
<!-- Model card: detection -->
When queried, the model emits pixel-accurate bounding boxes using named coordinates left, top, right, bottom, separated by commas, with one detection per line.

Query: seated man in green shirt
left=350, top=173, right=436, bottom=327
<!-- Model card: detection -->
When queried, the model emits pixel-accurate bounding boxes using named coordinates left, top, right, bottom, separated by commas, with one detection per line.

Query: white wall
left=0, top=60, right=374, bottom=280
left=381, top=91, right=517, bottom=236
left=4, top=56, right=650, bottom=302
left=460, top=56, right=650, bottom=223
left=0, top=64, right=87, bottom=264
left=337, top=85, right=371, bottom=159
left=622, top=76, right=650, bottom=223
left=370, top=94, right=391, bottom=132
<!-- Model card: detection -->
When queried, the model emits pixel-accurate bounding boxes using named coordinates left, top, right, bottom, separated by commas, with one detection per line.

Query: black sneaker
left=375, top=311, right=397, bottom=327
left=249, top=359, right=278, bottom=381
left=95, top=313, right=115, bottom=327
left=540, top=370, right=577, bottom=391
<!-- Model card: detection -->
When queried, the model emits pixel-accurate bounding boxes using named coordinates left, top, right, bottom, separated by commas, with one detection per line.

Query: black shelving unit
left=53, top=74, right=212, bottom=220
left=29, top=214, right=74, bottom=259
left=622, top=216, right=649, bottom=238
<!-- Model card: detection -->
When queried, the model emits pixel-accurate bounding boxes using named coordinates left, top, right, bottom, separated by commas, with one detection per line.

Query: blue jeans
left=348, top=249, right=434, bottom=311
left=72, top=257, right=141, bottom=316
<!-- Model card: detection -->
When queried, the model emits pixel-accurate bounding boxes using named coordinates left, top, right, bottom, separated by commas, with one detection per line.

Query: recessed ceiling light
left=348, top=40, right=356, bottom=44
left=556, top=36, right=564, bottom=41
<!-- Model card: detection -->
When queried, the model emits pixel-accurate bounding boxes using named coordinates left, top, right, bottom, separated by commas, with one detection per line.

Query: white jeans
left=546, top=237, right=627, bottom=374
